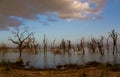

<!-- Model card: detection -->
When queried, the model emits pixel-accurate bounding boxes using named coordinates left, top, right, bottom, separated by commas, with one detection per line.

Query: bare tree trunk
left=43, top=34, right=47, bottom=56
left=19, top=45, right=22, bottom=58
left=113, top=41, right=117, bottom=55
left=106, top=39, right=109, bottom=52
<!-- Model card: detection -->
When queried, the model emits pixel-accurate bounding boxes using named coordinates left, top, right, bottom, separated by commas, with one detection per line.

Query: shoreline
left=0, top=61, right=120, bottom=77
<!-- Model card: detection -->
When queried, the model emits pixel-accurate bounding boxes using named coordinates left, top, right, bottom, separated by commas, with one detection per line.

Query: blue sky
left=0, top=0, right=120, bottom=45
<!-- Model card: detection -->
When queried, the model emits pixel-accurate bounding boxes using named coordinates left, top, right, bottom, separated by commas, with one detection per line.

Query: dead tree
left=100, top=36, right=104, bottom=55
left=87, top=42, right=91, bottom=52
left=43, top=34, right=47, bottom=55
left=9, top=29, right=33, bottom=58
left=109, top=29, right=118, bottom=55
left=31, top=35, right=39, bottom=54
left=60, top=39, right=66, bottom=51
left=76, top=43, right=81, bottom=51
left=50, top=39, right=56, bottom=50
left=97, top=36, right=104, bottom=56
left=67, top=40, right=71, bottom=50
left=90, top=37, right=97, bottom=53
left=80, top=39, right=85, bottom=54
left=25, top=33, right=39, bottom=54
left=105, top=36, right=110, bottom=52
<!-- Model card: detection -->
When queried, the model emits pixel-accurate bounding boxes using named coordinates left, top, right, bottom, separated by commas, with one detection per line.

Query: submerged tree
left=80, top=39, right=85, bottom=54
left=9, top=29, right=33, bottom=58
left=97, top=36, right=104, bottom=56
left=89, top=37, right=97, bottom=53
left=67, top=40, right=71, bottom=50
left=109, top=29, right=118, bottom=55
left=43, top=34, right=47, bottom=55
left=105, top=36, right=110, bottom=52
left=60, top=39, right=66, bottom=51
left=30, top=34, right=39, bottom=54
left=50, top=39, right=56, bottom=50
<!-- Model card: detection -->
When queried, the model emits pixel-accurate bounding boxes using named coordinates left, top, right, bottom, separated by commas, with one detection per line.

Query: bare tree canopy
left=9, top=28, right=33, bottom=58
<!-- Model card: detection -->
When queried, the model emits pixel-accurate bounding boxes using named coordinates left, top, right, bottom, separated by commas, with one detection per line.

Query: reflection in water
left=0, top=48, right=120, bottom=68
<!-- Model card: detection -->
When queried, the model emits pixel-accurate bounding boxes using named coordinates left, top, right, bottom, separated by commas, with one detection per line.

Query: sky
left=0, top=0, right=120, bottom=45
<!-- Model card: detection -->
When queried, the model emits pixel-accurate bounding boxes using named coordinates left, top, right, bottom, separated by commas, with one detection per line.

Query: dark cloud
left=0, top=0, right=107, bottom=30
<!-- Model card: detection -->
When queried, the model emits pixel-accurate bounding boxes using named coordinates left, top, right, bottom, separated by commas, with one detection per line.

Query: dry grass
left=0, top=65, right=120, bottom=77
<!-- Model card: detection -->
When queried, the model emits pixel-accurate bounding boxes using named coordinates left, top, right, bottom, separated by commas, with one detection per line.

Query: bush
left=0, top=60, right=12, bottom=66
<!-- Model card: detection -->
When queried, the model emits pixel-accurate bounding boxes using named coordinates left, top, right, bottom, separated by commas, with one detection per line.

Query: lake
left=0, top=47, right=120, bottom=68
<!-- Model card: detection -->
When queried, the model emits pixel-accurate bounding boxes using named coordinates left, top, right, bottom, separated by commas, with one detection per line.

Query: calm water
left=0, top=48, right=120, bottom=68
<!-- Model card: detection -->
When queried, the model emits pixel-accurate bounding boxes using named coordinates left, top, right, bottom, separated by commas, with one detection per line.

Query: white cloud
left=0, top=0, right=107, bottom=30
